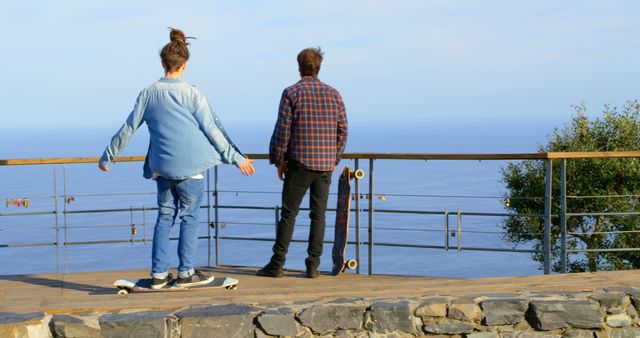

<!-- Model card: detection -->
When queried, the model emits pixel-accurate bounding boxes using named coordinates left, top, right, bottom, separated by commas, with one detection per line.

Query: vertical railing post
left=142, top=206, right=147, bottom=244
left=53, top=165, right=59, bottom=273
left=543, top=159, right=553, bottom=274
left=129, top=206, right=134, bottom=244
left=444, top=209, right=449, bottom=251
left=457, top=209, right=462, bottom=252
left=274, top=205, right=279, bottom=233
left=354, top=158, right=361, bottom=274
left=63, top=164, right=68, bottom=273
left=560, top=158, right=567, bottom=273
left=214, top=166, right=220, bottom=267
left=206, top=169, right=212, bottom=267
left=368, top=158, right=374, bottom=275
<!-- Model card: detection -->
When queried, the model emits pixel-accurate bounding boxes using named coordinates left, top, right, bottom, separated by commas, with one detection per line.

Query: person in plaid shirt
left=257, top=47, right=348, bottom=278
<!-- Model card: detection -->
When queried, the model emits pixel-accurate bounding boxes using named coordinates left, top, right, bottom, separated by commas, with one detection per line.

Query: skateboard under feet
left=113, top=276, right=239, bottom=295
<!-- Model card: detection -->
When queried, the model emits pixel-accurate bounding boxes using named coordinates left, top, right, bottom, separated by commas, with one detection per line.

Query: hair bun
left=169, top=28, right=186, bottom=44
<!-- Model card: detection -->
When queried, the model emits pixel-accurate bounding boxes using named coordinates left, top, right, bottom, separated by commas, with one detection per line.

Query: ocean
left=0, top=120, right=557, bottom=278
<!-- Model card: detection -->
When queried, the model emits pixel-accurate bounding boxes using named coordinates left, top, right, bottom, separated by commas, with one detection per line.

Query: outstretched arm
left=98, top=90, right=147, bottom=171
left=192, top=91, right=254, bottom=175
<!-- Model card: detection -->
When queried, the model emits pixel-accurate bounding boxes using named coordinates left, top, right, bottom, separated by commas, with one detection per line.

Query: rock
left=295, top=323, right=314, bottom=338
left=480, top=299, right=529, bottom=325
left=476, top=293, right=524, bottom=300
left=176, top=304, right=258, bottom=338
left=594, top=331, right=607, bottom=338
left=332, top=329, right=370, bottom=338
left=610, top=327, right=640, bottom=338
left=606, top=314, right=633, bottom=328
left=589, top=291, right=629, bottom=309
left=51, top=315, right=101, bottom=338
left=527, top=300, right=603, bottom=330
left=422, top=318, right=474, bottom=334
left=607, top=307, right=625, bottom=315
left=256, top=308, right=297, bottom=337
left=366, top=301, right=416, bottom=334
left=329, top=298, right=367, bottom=304
left=0, top=312, right=44, bottom=323
left=255, top=327, right=269, bottom=338
left=513, top=332, right=562, bottom=338
left=415, top=297, right=449, bottom=318
left=100, top=310, right=174, bottom=338
left=0, top=312, right=49, bottom=338
left=590, top=291, right=630, bottom=315
left=626, top=304, right=637, bottom=317
left=296, top=304, right=365, bottom=335
left=467, top=333, right=499, bottom=338
left=626, top=289, right=640, bottom=311
left=563, top=330, right=596, bottom=338
left=448, top=302, right=482, bottom=322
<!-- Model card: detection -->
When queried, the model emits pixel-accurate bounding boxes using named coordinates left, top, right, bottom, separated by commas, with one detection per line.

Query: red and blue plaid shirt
left=269, top=77, right=348, bottom=172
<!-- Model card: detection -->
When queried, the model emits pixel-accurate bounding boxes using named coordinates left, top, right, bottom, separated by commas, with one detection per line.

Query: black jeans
left=270, top=162, right=332, bottom=269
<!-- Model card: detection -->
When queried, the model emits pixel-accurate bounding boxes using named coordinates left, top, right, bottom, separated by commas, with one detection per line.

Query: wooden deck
left=1, top=266, right=638, bottom=314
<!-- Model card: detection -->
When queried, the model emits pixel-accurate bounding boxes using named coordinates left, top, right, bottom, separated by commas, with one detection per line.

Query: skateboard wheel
left=346, top=259, right=358, bottom=270
left=117, top=289, right=129, bottom=295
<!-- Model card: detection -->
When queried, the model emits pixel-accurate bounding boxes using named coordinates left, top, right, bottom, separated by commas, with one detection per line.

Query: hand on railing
left=98, top=163, right=109, bottom=172
left=239, top=157, right=256, bottom=176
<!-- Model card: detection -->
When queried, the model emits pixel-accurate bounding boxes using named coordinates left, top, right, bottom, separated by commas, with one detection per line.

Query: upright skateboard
left=113, top=276, right=238, bottom=295
left=332, top=166, right=365, bottom=275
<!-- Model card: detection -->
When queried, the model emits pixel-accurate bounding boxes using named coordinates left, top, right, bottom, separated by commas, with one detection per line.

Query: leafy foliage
left=501, top=100, right=640, bottom=272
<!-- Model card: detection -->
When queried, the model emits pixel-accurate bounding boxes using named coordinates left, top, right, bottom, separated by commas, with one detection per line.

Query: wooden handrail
left=545, top=151, right=640, bottom=159
left=2, top=151, right=640, bottom=166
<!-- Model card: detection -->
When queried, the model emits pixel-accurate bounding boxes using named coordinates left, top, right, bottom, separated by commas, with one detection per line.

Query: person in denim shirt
left=98, top=28, right=255, bottom=289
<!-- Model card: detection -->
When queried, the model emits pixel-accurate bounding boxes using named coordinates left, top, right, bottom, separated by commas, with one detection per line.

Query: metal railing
left=2, top=151, right=640, bottom=275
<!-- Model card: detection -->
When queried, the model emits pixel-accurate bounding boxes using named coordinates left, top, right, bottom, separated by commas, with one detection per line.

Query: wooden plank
left=1, top=267, right=639, bottom=314
left=343, top=153, right=547, bottom=160
left=0, top=156, right=145, bottom=166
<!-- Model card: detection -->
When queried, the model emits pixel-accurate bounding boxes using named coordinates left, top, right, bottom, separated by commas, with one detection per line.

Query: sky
left=0, top=1, right=639, bottom=137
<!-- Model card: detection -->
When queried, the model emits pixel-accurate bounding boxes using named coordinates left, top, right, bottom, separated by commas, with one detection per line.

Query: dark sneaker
left=151, top=273, right=173, bottom=290
left=305, top=265, right=320, bottom=278
left=256, top=264, right=284, bottom=278
left=176, top=270, right=214, bottom=288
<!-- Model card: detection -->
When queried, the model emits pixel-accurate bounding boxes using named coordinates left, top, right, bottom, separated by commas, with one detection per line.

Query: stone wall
left=2, top=288, right=640, bottom=337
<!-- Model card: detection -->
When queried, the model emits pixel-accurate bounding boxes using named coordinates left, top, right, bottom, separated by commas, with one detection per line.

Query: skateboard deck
left=332, top=166, right=364, bottom=275
left=113, top=276, right=239, bottom=295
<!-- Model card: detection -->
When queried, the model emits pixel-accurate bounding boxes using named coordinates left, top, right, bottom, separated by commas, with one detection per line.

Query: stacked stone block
left=2, top=288, right=640, bottom=337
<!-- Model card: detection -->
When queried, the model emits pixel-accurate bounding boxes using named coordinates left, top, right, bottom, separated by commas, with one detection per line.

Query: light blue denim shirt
left=99, top=77, right=245, bottom=180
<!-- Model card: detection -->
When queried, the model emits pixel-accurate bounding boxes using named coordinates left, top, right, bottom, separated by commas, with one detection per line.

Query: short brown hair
left=297, top=47, right=323, bottom=77
left=160, top=28, right=193, bottom=72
